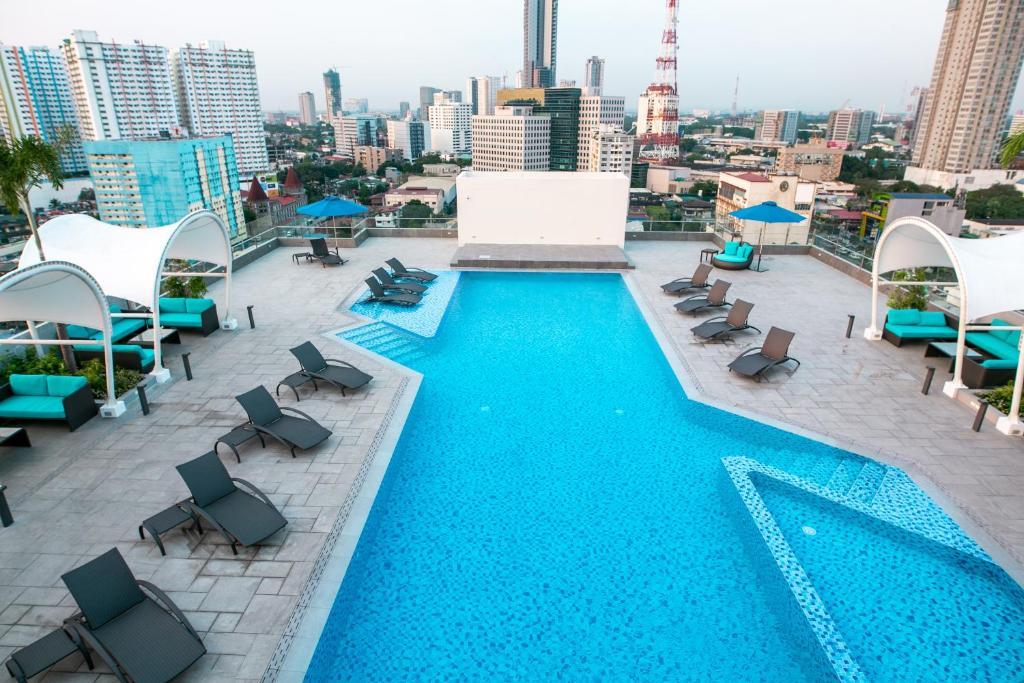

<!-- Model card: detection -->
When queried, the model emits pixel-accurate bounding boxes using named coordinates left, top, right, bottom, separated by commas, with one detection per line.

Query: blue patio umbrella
left=729, top=200, right=806, bottom=272
left=297, top=195, right=368, bottom=226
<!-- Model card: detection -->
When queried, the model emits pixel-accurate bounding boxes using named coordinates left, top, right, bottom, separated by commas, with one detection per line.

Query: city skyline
left=8, top=0, right=1022, bottom=115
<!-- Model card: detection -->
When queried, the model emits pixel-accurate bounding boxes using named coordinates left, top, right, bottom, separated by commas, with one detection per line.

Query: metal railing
left=810, top=230, right=875, bottom=271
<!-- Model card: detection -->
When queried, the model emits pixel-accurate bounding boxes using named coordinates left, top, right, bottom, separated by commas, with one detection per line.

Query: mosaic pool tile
left=349, top=270, right=459, bottom=337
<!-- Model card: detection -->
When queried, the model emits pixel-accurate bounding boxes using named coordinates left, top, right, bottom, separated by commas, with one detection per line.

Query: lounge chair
left=675, top=280, right=732, bottom=315
left=60, top=548, right=206, bottom=683
left=310, top=238, right=346, bottom=267
left=372, top=267, right=427, bottom=294
left=728, top=327, right=801, bottom=382
left=235, top=386, right=332, bottom=457
left=691, top=299, right=761, bottom=341
left=365, top=277, right=421, bottom=306
left=290, top=341, right=373, bottom=396
left=661, top=263, right=713, bottom=295
left=175, top=452, right=287, bottom=554
left=386, top=257, right=437, bottom=282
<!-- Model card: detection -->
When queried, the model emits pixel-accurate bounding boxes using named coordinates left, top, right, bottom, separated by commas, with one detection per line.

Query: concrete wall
left=456, top=171, right=629, bottom=247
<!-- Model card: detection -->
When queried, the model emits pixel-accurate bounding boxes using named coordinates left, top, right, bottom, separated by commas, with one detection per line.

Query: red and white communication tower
left=638, top=0, right=680, bottom=162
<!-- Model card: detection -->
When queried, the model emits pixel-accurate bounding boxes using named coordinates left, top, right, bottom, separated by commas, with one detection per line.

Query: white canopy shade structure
left=864, top=216, right=1024, bottom=435
left=0, top=261, right=122, bottom=415
left=19, top=210, right=236, bottom=381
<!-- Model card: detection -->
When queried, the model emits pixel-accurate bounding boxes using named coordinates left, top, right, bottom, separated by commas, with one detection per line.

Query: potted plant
left=887, top=268, right=929, bottom=310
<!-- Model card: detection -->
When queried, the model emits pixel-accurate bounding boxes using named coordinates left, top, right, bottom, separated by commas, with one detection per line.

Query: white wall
left=456, top=171, right=628, bottom=247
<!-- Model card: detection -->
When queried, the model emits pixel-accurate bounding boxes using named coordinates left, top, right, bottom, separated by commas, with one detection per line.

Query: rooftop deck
left=0, top=237, right=1021, bottom=682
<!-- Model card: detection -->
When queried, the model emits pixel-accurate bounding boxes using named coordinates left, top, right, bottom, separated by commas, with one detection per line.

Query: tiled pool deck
left=0, top=237, right=1021, bottom=682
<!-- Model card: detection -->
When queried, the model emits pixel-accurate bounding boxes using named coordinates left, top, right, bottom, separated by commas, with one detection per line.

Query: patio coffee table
left=131, top=327, right=181, bottom=348
left=0, top=427, right=30, bottom=448
left=277, top=371, right=316, bottom=401
left=701, top=248, right=718, bottom=263
left=925, top=341, right=983, bottom=372
left=215, top=424, right=264, bottom=463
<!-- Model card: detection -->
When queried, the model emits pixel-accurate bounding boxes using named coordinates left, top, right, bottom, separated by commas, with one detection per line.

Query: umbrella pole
left=754, top=221, right=769, bottom=273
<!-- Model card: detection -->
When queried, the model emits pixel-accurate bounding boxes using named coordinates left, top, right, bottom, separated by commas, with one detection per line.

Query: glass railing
left=810, top=228, right=875, bottom=271
left=627, top=218, right=715, bottom=233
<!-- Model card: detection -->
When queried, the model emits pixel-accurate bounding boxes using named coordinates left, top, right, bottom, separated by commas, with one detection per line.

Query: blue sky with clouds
left=7, top=0, right=1022, bottom=115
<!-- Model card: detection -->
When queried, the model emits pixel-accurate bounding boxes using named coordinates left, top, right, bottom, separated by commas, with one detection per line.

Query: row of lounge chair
left=364, top=258, right=438, bottom=306
left=661, top=262, right=800, bottom=382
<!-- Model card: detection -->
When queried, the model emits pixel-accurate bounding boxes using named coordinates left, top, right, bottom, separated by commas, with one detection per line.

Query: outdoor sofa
left=712, top=241, right=755, bottom=270
left=73, top=344, right=155, bottom=373
left=882, top=308, right=957, bottom=346
left=0, top=374, right=96, bottom=431
left=66, top=304, right=146, bottom=344
left=962, top=318, right=1021, bottom=388
left=156, top=298, right=219, bottom=336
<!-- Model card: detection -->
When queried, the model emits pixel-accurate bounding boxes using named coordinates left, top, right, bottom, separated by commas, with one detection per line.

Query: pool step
left=824, top=458, right=863, bottom=496
left=343, top=323, right=427, bottom=367
left=845, top=461, right=888, bottom=506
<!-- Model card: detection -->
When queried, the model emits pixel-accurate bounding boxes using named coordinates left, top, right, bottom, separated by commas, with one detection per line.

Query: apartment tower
left=911, top=0, right=1024, bottom=174
left=467, top=76, right=501, bottom=116
left=298, top=92, right=316, bottom=125
left=577, top=95, right=625, bottom=170
left=173, top=41, right=268, bottom=176
left=470, top=105, right=550, bottom=171
left=523, top=0, right=558, bottom=88
left=584, top=56, right=604, bottom=96
left=758, top=110, right=799, bottom=144
left=323, top=69, right=342, bottom=119
left=428, top=92, right=472, bottom=155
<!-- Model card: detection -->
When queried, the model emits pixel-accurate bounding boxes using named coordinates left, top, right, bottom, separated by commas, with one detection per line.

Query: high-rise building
left=173, top=41, right=268, bottom=176
left=757, top=109, right=799, bottom=145
left=398, top=101, right=411, bottom=118
left=470, top=105, right=550, bottom=171
left=523, top=0, right=558, bottom=88
left=298, top=92, right=316, bottom=125
left=428, top=92, right=472, bottom=155
left=826, top=109, right=875, bottom=146
left=354, top=145, right=401, bottom=171
left=0, top=44, right=87, bottom=174
left=83, top=135, right=244, bottom=236
left=584, top=56, right=604, bottom=96
left=334, top=114, right=384, bottom=157
left=910, top=0, right=1024, bottom=175
left=442, top=90, right=462, bottom=103
left=577, top=95, right=625, bottom=170
left=323, top=69, right=341, bottom=119
left=587, top=125, right=633, bottom=176
left=466, top=76, right=501, bottom=116
left=418, top=86, right=440, bottom=121
left=386, top=119, right=430, bottom=160
left=1011, top=113, right=1024, bottom=137
left=344, top=98, right=369, bottom=114
left=540, top=87, right=580, bottom=171
left=61, top=30, right=181, bottom=141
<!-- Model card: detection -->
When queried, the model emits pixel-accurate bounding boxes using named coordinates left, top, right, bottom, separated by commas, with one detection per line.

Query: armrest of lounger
left=680, top=293, right=708, bottom=304
left=230, top=478, right=282, bottom=514
left=323, top=358, right=360, bottom=369
left=178, top=500, right=237, bottom=548
left=135, top=580, right=202, bottom=642
left=734, top=346, right=765, bottom=359
left=63, top=620, right=127, bottom=683
left=701, top=315, right=729, bottom=324
left=279, top=405, right=319, bottom=423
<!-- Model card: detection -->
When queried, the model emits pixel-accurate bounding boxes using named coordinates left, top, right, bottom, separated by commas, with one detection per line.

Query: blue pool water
left=306, top=272, right=1024, bottom=681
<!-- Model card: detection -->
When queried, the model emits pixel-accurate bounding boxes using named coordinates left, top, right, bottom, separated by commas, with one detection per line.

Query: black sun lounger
left=290, top=341, right=373, bottom=396
left=310, top=238, right=346, bottom=267
left=235, top=385, right=332, bottom=457
left=386, top=257, right=437, bottom=282
left=661, top=263, right=713, bottom=295
left=675, top=280, right=732, bottom=315
left=728, top=326, right=801, bottom=382
left=372, top=267, right=427, bottom=294
left=61, top=548, right=206, bottom=683
left=365, top=277, right=421, bottom=306
left=176, top=451, right=288, bottom=553
left=691, top=299, right=761, bottom=341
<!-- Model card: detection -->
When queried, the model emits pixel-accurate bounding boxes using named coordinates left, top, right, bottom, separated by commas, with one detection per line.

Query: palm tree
left=0, top=132, right=77, bottom=370
left=1000, top=130, right=1024, bottom=169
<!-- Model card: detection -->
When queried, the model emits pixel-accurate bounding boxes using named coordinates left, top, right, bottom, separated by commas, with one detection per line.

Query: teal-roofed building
left=83, top=135, right=244, bottom=236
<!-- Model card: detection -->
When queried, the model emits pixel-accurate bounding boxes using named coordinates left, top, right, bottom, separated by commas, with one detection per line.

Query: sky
left=6, top=0, right=1023, bottom=115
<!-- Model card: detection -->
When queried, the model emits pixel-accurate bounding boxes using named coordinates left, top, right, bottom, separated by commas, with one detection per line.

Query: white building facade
left=0, top=44, right=87, bottom=174
left=470, top=105, right=550, bottom=172
left=466, top=76, right=501, bottom=116
left=428, top=93, right=472, bottom=156
left=584, top=56, right=604, bottom=96
left=577, top=95, right=625, bottom=170
left=61, top=30, right=181, bottom=141
left=173, top=41, right=268, bottom=176
left=298, top=92, right=315, bottom=125
left=386, top=119, right=430, bottom=161
left=587, top=125, right=633, bottom=176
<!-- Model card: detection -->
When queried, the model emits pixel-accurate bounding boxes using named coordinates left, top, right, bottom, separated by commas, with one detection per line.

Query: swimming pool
left=305, top=272, right=1024, bottom=681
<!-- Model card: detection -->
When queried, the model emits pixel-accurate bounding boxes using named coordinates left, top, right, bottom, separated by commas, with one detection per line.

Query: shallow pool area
left=305, top=272, right=1024, bottom=681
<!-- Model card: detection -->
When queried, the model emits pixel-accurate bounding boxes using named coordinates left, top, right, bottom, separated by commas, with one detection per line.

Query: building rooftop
left=890, top=192, right=954, bottom=200
left=727, top=172, right=771, bottom=183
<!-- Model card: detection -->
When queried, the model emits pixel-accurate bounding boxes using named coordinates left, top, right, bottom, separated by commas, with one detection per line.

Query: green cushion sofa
left=0, top=374, right=97, bottom=431
left=157, top=298, right=219, bottom=336
left=72, top=344, right=156, bottom=373
left=882, top=308, right=957, bottom=346
left=65, top=305, right=146, bottom=345
left=962, top=318, right=1021, bottom=388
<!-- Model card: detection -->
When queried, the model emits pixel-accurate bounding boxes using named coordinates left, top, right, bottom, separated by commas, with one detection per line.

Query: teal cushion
left=715, top=254, right=748, bottom=264
left=887, top=309, right=921, bottom=326
left=108, top=304, right=122, bottom=314
left=918, top=311, right=947, bottom=327
left=159, top=312, right=202, bottom=328
left=9, top=374, right=48, bottom=396
left=46, top=375, right=87, bottom=397
left=738, top=245, right=753, bottom=259
left=982, top=359, right=1019, bottom=369
left=185, top=298, right=214, bottom=314
left=137, top=348, right=155, bottom=369
left=110, top=319, right=145, bottom=340
left=885, top=324, right=957, bottom=339
left=724, top=241, right=739, bottom=256
left=989, top=319, right=1021, bottom=347
left=0, top=395, right=66, bottom=419
left=966, top=332, right=1018, bottom=360
left=159, top=298, right=187, bottom=314
left=65, top=324, right=98, bottom=340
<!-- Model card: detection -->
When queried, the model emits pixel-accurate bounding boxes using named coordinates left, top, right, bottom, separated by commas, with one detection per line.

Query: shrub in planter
left=887, top=268, right=929, bottom=311
left=76, top=359, right=144, bottom=399
left=0, top=348, right=67, bottom=383
left=185, top=276, right=208, bottom=298
left=163, top=276, right=186, bottom=298
left=980, top=381, right=1015, bottom=415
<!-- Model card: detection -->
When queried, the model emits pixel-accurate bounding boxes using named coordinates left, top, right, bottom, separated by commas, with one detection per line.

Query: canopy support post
left=25, top=320, right=44, bottom=355
left=220, top=248, right=238, bottom=331
left=863, top=256, right=882, bottom=340
left=149, top=307, right=171, bottom=384
left=98, top=335, right=126, bottom=418
left=943, top=312, right=969, bottom=398
left=996, top=337, right=1024, bottom=436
